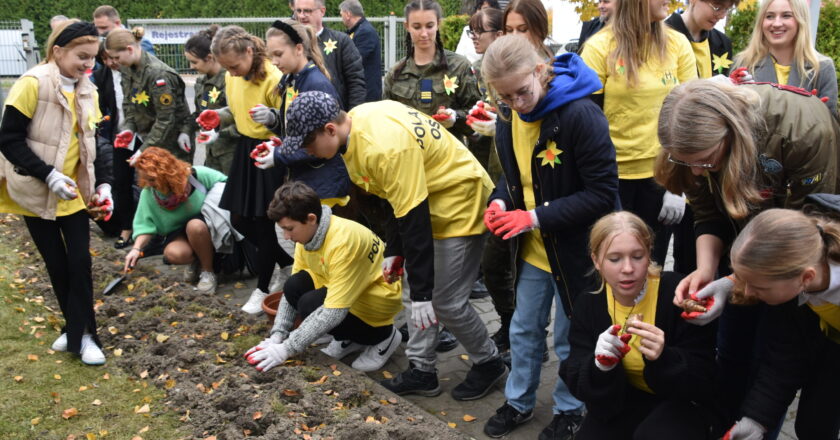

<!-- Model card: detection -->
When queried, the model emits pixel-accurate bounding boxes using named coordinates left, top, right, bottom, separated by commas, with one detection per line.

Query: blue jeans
left=505, top=261, right=583, bottom=414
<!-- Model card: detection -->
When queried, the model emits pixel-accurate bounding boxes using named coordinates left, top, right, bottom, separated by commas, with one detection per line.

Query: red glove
left=488, top=209, right=537, bottom=240
left=431, top=106, right=450, bottom=122
left=811, top=89, right=830, bottom=103
left=250, top=137, right=282, bottom=159
left=680, top=292, right=715, bottom=320
left=114, top=130, right=135, bottom=149
left=729, top=67, right=753, bottom=84
left=484, top=200, right=505, bottom=232
left=466, top=101, right=496, bottom=125
left=196, top=110, right=220, bottom=130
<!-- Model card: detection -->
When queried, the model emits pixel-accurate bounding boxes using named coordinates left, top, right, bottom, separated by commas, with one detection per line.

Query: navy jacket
left=268, top=63, right=349, bottom=200
left=347, top=17, right=382, bottom=103
left=319, top=26, right=367, bottom=110
left=490, top=97, right=619, bottom=316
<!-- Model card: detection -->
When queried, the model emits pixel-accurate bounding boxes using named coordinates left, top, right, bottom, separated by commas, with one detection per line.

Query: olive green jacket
left=119, top=51, right=190, bottom=152
left=383, top=49, right=482, bottom=140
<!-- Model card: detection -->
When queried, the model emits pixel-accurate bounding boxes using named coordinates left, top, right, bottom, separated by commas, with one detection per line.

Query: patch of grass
left=0, top=229, right=185, bottom=440
left=270, top=399, right=287, bottom=414
left=130, top=305, right=166, bottom=321
left=231, top=334, right=262, bottom=354
left=300, top=366, right=322, bottom=383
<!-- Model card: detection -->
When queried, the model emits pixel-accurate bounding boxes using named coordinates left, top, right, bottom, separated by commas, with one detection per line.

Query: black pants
left=618, top=178, right=668, bottom=265
left=482, top=232, right=515, bottom=318
left=282, top=271, right=392, bottom=345
left=232, top=215, right=293, bottom=292
left=23, top=211, right=99, bottom=353
left=671, top=204, right=697, bottom=274
left=576, top=387, right=721, bottom=440
left=795, top=336, right=840, bottom=439
left=112, top=147, right=137, bottom=232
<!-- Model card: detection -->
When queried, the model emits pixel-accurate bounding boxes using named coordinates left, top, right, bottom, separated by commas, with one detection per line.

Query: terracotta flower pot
left=261, top=291, right=301, bottom=328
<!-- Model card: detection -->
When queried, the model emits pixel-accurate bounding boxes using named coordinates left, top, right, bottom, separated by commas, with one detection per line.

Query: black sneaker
left=491, top=326, right=510, bottom=352
left=484, top=402, right=534, bottom=438
left=398, top=323, right=409, bottom=342
left=379, top=363, right=441, bottom=397
left=538, top=412, right=584, bottom=440
left=451, top=356, right=506, bottom=401
left=435, top=327, right=458, bottom=352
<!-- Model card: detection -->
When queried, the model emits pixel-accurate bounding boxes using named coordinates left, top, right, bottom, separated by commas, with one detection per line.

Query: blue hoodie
left=519, top=52, right=603, bottom=122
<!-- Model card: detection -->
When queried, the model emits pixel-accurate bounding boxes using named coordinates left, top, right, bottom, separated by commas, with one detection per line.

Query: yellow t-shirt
left=807, top=303, right=840, bottom=344
left=225, top=60, right=282, bottom=140
left=606, top=275, right=661, bottom=394
left=581, top=28, right=698, bottom=179
left=292, top=216, right=402, bottom=327
left=345, top=101, right=493, bottom=239
left=774, top=62, right=791, bottom=86
left=0, top=76, right=91, bottom=217
left=690, top=40, right=713, bottom=79
left=511, top=113, right=550, bottom=272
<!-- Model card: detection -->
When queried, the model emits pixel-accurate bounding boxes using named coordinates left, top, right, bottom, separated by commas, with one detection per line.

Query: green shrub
left=440, top=14, right=469, bottom=52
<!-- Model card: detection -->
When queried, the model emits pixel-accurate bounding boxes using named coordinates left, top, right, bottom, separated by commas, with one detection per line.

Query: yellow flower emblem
left=443, top=74, right=459, bottom=95
left=323, top=38, right=338, bottom=55
left=536, top=142, right=563, bottom=168
left=713, top=52, right=733, bottom=74
left=131, top=90, right=150, bottom=106
left=208, top=86, right=221, bottom=104
left=355, top=173, right=374, bottom=192
left=286, top=87, right=299, bottom=104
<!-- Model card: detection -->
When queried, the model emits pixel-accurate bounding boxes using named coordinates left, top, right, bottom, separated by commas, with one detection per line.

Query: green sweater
left=132, top=166, right=227, bottom=239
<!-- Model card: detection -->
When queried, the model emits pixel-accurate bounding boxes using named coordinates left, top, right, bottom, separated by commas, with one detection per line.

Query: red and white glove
left=196, top=129, right=219, bottom=145
left=249, top=104, right=277, bottom=126
left=488, top=209, right=538, bottom=240
left=246, top=342, right=289, bottom=372
left=93, top=183, right=114, bottom=221
left=114, top=130, right=136, bottom=149
left=729, top=67, right=754, bottom=84
left=467, top=101, right=497, bottom=137
left=411, top=300, right=438, bottom=330
left=382, top=256, right=404, bottom=284
left=723, top=417, right=766, bottom=440
left=594, top=324, right=632, bottom=371
left=196, top=110, right=220, bottom=130
left=484, top=199, right=506, bottom=233
left=431, top=106, right=456, bottom=128
left=681, top=276, right=734, bottom=325
left=127, top=150, right=141, bottom=167
left=244, top=333, right=284, bottom=358
left=251, top=137, right=282, bottom=169
left=177, top=133, right=191, bottom=153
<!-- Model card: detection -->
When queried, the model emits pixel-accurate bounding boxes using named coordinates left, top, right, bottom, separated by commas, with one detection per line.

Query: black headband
left=54, top=21, right=98, bottom=47
left=271, top=20, right=303, bottom=45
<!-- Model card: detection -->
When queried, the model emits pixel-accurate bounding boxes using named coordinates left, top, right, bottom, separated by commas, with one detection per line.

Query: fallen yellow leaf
left=108, top=326, right=119, bottom=335
left=138, top=426, right=150, bottom=433
left=164, top=379, right=176, bottom=389
left=113, top=349, right=123, bottom=357
left=13, top=375, right=23, bottom=382
left=382, top=371, right=393, bottom=379
left=463, top=414, right=477, bottom=422
left=282, top=389, right=299, bottom=396
left=27, top=354, right=39, bottom=361
left=139, top=370, right=148, bottom=379
left=78, top=385, right=88, bottom=391
left=102, top=373, right=110, bottom=380
left=460, top=354, right=469, bottom=360
left=30, top=417, right=41, bottom=425
left=447, top=422, right=457, bottom=428
left=62, top=407, right=79, bottom=419
left=134, top=404, right=150, bottom=414
left=92, top=399, right=102, bottom=406
left=54, top=374, right=61, bottom=380
left=220, top=332, right=229, bottom=340
left=85, top=433, right=97, bottom=440
left=155, top=334, right=170, bottom=343
left=332, top=370, right=342, bottom=376
left=253, top=411, right=263, bottom=420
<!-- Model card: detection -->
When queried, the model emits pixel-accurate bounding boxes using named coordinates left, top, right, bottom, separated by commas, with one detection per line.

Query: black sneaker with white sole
left=538, top=412, right=584, bottom=440
left=484, top=402, right=534, bottom=438
left=379, top=362, right=441, bottom=397
left=451, top=356, right=506, bottom=401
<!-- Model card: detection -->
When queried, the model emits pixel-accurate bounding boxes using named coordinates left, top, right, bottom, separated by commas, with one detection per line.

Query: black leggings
left=112, top=147, right=137, bottom=232
left=283, top=271, right=392, bottom=345
left=23, top=211, right=99, bottom=353
left=576, top=387, right=721, bottom=440
left=232, top=215, right=293, bottom=292
left=618, top=178, right=668, bottom=265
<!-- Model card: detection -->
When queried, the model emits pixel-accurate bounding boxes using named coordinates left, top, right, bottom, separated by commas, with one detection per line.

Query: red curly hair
left=134, top=147, right=191, bottom=197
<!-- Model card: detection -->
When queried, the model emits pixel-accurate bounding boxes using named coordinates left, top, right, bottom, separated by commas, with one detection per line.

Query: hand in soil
left=244, top=334, right=283, bottom=358
left=247, top=343, right=289, bottom=372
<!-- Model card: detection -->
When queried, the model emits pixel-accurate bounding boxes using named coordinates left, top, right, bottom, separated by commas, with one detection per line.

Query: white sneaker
left=241, top=289, right=268, bottom=315
left=196, top=271, right=217, bottom=294
left=80, top=334, right=106, bottom=365
left=321, top=338, right=364, bottom=359
left=51, top=333, right=68, bottom=352
left=313, top=334, right=333, bottom=345
left=268, top=265, right=293, bottom=293
left=351, top=328, right=400, bottom=372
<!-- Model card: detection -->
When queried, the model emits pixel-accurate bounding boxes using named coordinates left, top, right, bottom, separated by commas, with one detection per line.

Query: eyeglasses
left=294, top=8, right=318, bottom=16
left=706, top=2, right=735, bottom=16
left=496, top=72, right=538, bottom=106
left=666, top=140, right=726, bottom=169
left=468, top=28, right=498, bottom=39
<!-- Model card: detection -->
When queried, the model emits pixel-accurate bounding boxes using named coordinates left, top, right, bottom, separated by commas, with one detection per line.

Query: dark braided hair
left=393, top=0, right=448, bottom=78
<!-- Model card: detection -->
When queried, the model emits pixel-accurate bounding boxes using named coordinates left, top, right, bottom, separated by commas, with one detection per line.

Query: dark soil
left=1, top=214, right=466, bottom=440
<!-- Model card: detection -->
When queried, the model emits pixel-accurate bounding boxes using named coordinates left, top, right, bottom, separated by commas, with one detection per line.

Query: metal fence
left=0, top=19, right=38, bottom=76
left=127, top=16, right=406, bottom=75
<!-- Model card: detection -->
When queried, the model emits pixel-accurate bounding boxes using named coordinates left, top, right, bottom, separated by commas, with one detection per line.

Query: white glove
left=469, top=102, right=497, bottom=137
left=683, top=276, right=734, bottom=326
left=411, top=300, right=437, bottom=330
left=249, top=104, right=277, bottom=126
left=382, top=256, right=404, bottom=284
left=177, top=133, right=192, bottom=153
left=45, top=169, right=78, bottom=200
left=594, top=324, right=631, bottom=371
left=658, top=191, right=686, bottom=225
left=253, top=142, right=276, bottom=170
left=725, top=417, right=766, bottom=440
left=127, top=150, right=141, bottom=167
left=197, top=129, right=219, bottom=145
left=246, top=342, right=289, bottom=372
left=243, top=333, right=284, bottom=358
left=437, top=108, right=456, bottom=128
left=95, top=183, right=114, bottom=214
